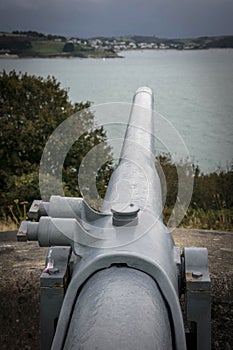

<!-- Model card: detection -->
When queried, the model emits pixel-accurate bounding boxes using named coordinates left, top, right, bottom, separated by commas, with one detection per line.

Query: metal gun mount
left=18, top=87, right=211, bottom=350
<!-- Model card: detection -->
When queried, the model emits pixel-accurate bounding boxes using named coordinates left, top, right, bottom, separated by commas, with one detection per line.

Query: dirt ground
left=0, top=228, right=232, bottom=350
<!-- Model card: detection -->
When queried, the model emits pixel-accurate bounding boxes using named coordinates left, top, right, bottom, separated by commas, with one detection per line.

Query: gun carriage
left=18, top=87, right=211, bottom=350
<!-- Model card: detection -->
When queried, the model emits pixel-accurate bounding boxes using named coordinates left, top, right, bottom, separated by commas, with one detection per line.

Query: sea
left=1, top=49, right=233, bottom=173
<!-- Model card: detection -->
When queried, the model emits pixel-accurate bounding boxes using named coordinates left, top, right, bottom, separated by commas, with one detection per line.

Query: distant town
left=0, top=31, right=233, bottom=58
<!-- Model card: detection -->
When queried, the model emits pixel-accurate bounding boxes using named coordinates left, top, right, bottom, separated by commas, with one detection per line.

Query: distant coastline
left=0, top=53, right=122, bottom=59
left=0, top=31, right=233, bottom=59
left=1, top=48, right=232, bottom=60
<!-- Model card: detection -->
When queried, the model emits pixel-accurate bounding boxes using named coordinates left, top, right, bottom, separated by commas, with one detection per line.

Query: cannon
left=17, top=87, right=211, bottom=350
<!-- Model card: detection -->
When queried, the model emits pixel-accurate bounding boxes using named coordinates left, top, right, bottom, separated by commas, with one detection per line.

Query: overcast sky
left=0, top=0, right=233, bottom=38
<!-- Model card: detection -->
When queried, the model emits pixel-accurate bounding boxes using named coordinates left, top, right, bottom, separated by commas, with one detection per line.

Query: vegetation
left=158, top=155, right=233, bottom=231
left=0, top=71, right=232, bottom=231
left=12, top=30, right=66, bottom=41
left=0, top=70, right=112, bottom=221
left=128, top=35, right=233, bottom=49
left=0, top=31, right=118, bottom=58
left=30, top=40, right=64, bottom=55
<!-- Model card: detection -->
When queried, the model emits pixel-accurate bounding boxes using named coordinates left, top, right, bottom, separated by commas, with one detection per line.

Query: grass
left=26, top=41, right=117, bottom=58
left=30, top=41, right=64, bottom=54
left=0, top=200, right=28, bottom=232
left=163, top=207, right=233, bottom=231
left=0, top=217, right=18, bottom=231
left=181, top=208, right=233, bottom=231
left=1, top=207, right=232, bottom=233
left=23, top=42, right=117, bottom=58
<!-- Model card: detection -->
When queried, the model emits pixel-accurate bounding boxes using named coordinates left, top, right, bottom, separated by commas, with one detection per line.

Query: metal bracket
left=40, top=246, right=72, bottom=350
left=184, top=247, right=211, bottom=350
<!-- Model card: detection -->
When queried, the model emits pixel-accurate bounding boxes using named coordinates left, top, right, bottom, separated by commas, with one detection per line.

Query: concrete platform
left=0, top=228, right=232, bottom=349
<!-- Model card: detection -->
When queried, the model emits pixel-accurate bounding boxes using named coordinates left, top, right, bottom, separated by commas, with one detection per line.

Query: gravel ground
left=0, top=228, right=232, bottom=349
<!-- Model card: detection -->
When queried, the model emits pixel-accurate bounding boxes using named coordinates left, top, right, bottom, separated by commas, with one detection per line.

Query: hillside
left=0, top=31, right=118, bottom=58
left=0, top=31, right=233, bottom=58
left=128, top=35, right=233, bottom=49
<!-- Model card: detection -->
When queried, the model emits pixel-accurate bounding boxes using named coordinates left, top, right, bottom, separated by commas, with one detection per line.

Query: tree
left=0, top=70, right=112, bottom=218
left=63, top=42, right=74, bottom=52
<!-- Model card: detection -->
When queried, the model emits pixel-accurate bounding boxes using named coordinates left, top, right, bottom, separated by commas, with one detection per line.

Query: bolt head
left=192, top=271, right=203, bottom=278
left=111, top=203, right=140, bottom=226
left=111, top=203, right=140, bottom=216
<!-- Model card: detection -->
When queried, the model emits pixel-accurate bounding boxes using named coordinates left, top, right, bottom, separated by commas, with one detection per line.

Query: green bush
left=0, top=70, right=112, bottom=219
left=158, top=154, right=233, bottom=230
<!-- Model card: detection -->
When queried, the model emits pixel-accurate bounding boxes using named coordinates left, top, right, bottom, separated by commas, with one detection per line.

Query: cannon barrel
left=17, top=87, right=211, bottom=350
left=51, top=87, right=184, bottom=350
left=102, top=86, right=162, bottom=218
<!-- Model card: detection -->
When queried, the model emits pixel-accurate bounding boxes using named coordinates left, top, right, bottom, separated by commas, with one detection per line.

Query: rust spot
left=186, top=272, right=193, bottom=282
left=18, top=231, right=26, bottom=236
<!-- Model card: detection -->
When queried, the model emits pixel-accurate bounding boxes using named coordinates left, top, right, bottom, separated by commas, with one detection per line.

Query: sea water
left=1, top=49, right=232, bottom=173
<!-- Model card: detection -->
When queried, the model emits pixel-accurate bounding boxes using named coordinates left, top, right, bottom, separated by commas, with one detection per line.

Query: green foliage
left=12, top=30, right=46, bottom=38
left=157, top=154, right=233, bottom=210
left=181, top=208, right=233, bottom=231
left=30, top=41, right=64, bottom=55
left=63, top=42, right=74, bottom=52
left=0, top=33, right=118, bottom=58
left=156, top=154, right=178, bottom=209
left=0, top=36, right=32, bottom=54
left=0, top=70, right=112, bottom=219
left=12, top=30, right=66, bottom=41
left=158, top=154, right=233, bottom=230
left=205, top=36, right=233, bottom=49
left=191, top=167, right=233, bottom=210
left=63, top=126, right=113, bottom=200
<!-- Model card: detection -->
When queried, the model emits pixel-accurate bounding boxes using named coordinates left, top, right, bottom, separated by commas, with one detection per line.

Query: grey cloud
left=0, top=0, right=232, bottom=37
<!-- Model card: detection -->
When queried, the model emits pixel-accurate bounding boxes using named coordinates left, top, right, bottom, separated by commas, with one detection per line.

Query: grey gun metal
left=17, top=87, right=211, bottom=350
